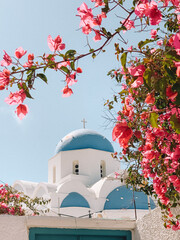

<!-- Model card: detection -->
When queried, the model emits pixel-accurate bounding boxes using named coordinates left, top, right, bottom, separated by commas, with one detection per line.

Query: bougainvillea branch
left=0, top=0, right=180, bottom=230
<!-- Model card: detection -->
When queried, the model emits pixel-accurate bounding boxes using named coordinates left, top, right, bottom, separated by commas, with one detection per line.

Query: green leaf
left=170, top=114, right=180, bottom=134
left=70, top=61, right=75, bottom=71
left=102, top=0, right=109, bottom=13
left=89, top=49, right=94, bottom=53
left=150, top=112, right=159, bottom=128
left=19, top=82, right=33, bottom=99
left=143, top=68, right=152, bottom=90
left=172, top=83, right=180, bottom=106
left=166, top=50, right=180, bottom=62
left=92, top=53, right=96, bottom=59
left=164, top=65, right=176, bottom=81
left=37, top=73, right=47, bottom=83
left=120, top=52, right=127, bottom=71
left=115, top=26, right=127, bottom=32
left=65, top=49, right=76, bottom=59
left=60, top=66, right=70, bottom=74
left=138, top=39, right=155, bottom=49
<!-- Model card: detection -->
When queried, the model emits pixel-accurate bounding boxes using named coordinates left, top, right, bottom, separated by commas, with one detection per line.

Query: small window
left=53, top=166, right=56, bottom=183
left=73, top=161, right=79, bottom=175
left=100, top=160, right=106, bottom=178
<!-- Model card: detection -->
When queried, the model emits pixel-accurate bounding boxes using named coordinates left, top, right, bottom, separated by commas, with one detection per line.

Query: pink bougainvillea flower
left=57, top=61, right=70, bottom=69
left=76, top=67, right=82, bottom=73
left=91, top=0, right=105, bottom=7
left=150, top=48, right=156, bottom=54
left=112, top=120, right=133, bottom=148
left=122, top=19, right=135, bottom=33
left=0, top=50, right=12, bottom=66
left=15, top=104, right=29, bottom=120
left=150, top=29, right=157, bottom=39
left=128, top=65, right=145, bottom=77
left=28, top=53, right=34, bottom=62
left=135, top=3, right=149, bottom=18
left=5, top=89, right=26, bottom=105
left=172, top=221, right=180, bottom=231
left=127, top=46, right=133, bottom=51
left=47, top=35, right=65, bottom=52
left=166, top=86, right=178, bottom=100
left=0, top=69, right=10, bottom=87
left=114, top=172, right=120, bottom=178
left=0, top=85, right=5, bottom=90
left=148, top=1, right=162, bottom=25
left=23, top=53, right=35, bottom=68
left=82, top=24, right=92, bottom=35
left=93, top=30, right=101, bottom=41
left=15, top=47, right=27, bottom=59
left=93, top=14, right=102, bottom=26
left=173, top=32, right=180, bottom=55
left=66, top=73, right=77, bottom=86
left=131, top=76, right=144, bottom=88
left=174, top=61, right=180, bottom=77
left=145, top=93, right=155, bottom=104
left=157, top=40, right=163, bottom=46
left=77, top=2, right=93, bottom=19
left=134, top=130, right=142, bottom=139
left=62, top=85, right=73, bottom=97
left=78, top=3, right=94, bottom=30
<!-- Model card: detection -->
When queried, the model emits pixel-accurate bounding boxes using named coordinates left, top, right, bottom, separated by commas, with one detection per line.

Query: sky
left=0, top=0, right=145, bottom=185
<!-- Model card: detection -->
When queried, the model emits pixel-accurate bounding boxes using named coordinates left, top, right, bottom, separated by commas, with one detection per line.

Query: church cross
left=81, top=118, right=87, bottom=129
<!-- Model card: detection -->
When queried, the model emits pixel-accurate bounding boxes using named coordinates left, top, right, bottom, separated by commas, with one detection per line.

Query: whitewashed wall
left=0, top=212, right=180, bottom=240
left=135, top=207, right=180, bottom=240
left=48, top=149, right=119, bottom=186
left=0, top=216, right=135, bottom=240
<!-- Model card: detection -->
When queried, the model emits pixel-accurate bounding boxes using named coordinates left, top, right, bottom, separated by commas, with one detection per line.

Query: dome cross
left=81, top=118, right=87, bottom=129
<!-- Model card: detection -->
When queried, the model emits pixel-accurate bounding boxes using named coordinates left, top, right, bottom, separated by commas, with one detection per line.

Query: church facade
left=13, top=129, right=155, bottom=219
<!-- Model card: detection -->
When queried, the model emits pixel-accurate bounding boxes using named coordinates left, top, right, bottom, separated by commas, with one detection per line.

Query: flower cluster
left=77, top=2, right=106, bottom=41
left=0, top=184, right=49, bottom=216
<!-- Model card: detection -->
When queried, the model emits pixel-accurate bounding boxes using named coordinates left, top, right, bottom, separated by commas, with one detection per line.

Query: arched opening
left=53, top=166, right=56, bottom=183
left=104, top=186, right=156, bottom=210
left=73, top=160, right=79, bottom=175
left=100, top=160, right=106, bottom=178
left=60, top=192, right=90, bottom=208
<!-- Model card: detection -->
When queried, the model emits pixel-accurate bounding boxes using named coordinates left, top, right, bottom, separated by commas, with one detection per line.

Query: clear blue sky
left=0, top=0, right=146, bottom=185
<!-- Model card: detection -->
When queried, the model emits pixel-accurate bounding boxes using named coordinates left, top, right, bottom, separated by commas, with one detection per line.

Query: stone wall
left=135, top=207, right=180, bottom=240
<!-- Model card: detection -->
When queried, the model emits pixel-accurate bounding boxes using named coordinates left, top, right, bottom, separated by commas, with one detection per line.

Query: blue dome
left=55, top=129, right=114, bottom=154
left=104, top=186, right=156, bottom=210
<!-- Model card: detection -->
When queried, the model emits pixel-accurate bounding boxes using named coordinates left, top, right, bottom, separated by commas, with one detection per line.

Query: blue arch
left=104, top=186, right=156, bottom=210
left=60, top=192, right=90, bottom=208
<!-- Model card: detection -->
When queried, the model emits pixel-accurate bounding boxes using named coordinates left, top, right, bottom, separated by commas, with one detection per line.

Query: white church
left=1, top=128, right=179, bottom=240
left=13, top=128, right=155, bottom=219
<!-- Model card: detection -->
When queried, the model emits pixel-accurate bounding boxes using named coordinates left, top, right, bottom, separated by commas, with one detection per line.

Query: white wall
left=0, top=215, right=135, bottom=240
left=48, top=149, right=119, bottom=186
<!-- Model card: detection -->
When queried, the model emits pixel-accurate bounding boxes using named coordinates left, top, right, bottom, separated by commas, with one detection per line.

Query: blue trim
left=29, top=228, right=132, bottom=240
left=104, top=186, right=156, bottom=210
left=55, top=129, right=114, bottom=153
left=61, top=192, right=90, bottom=208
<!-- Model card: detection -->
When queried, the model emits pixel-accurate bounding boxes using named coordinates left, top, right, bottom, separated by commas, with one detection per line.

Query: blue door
left=29, top=228, right=131, bottom=240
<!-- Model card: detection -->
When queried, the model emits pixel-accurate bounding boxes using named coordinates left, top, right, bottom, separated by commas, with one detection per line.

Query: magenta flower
left=62, top=85, right=73, bottom=97
left=15, top=104, right=29, bottom=120
left=131, top=76, right=144, bottom=88
left=47, top=35, right=65, bottom=52
left=15, top=47, right=27, bottom=59
left=93, top=30, right=101, bottom=42
left=5, top=89, right=26, bottom=105
left=0, top=69, right=10, bottom=87
left=150, top=29, right=157, bottom=39
left=0, top=50, right=12, bottom=66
